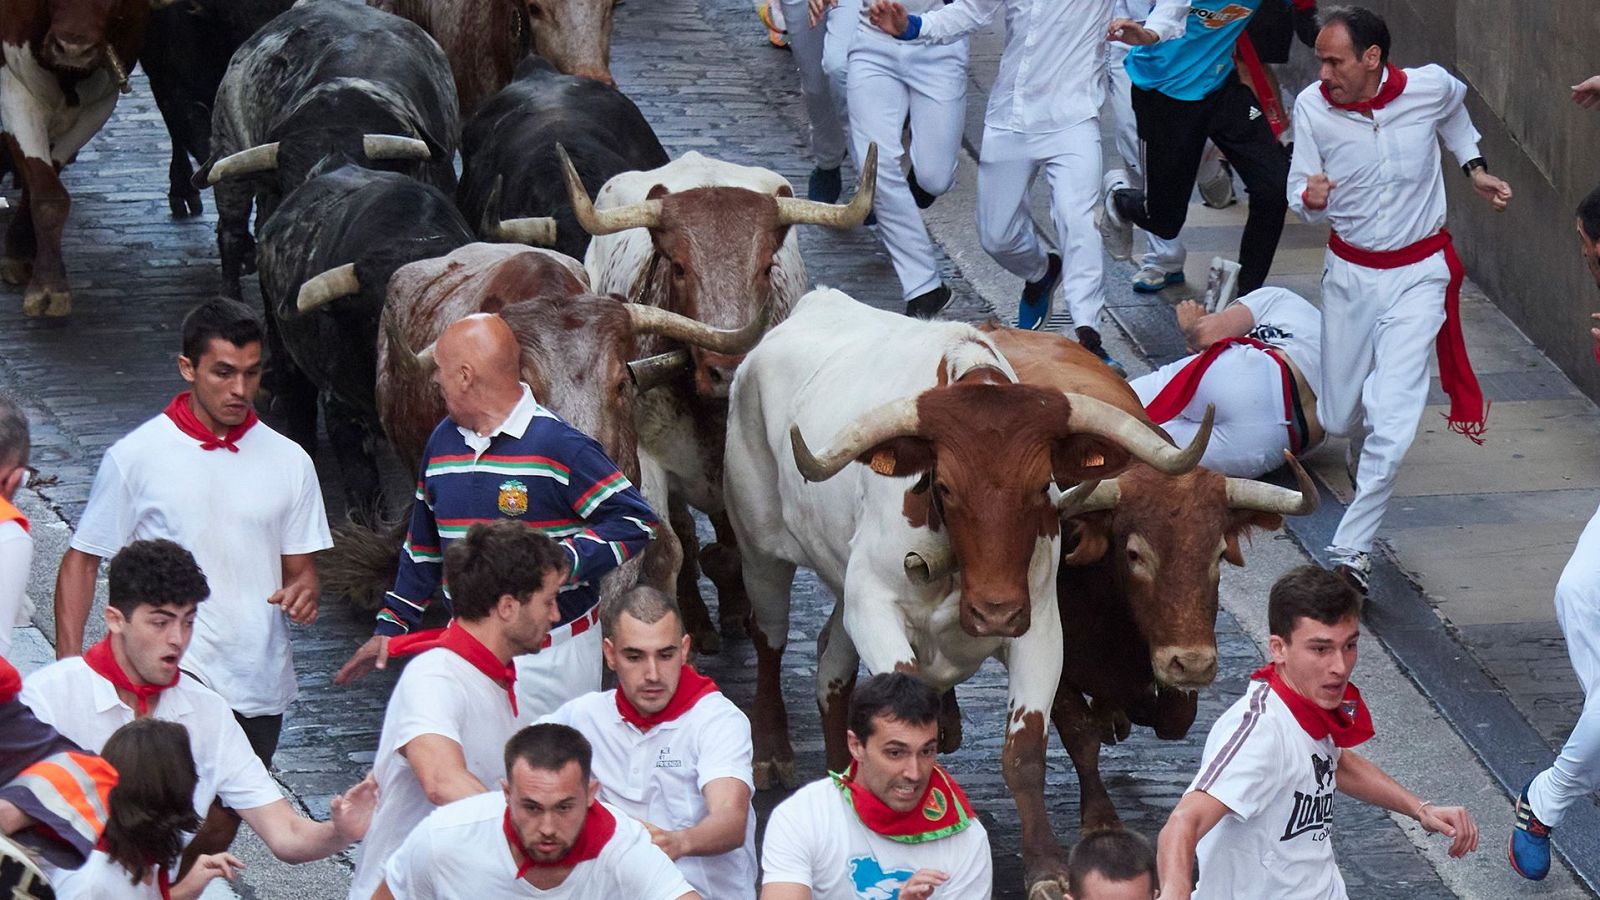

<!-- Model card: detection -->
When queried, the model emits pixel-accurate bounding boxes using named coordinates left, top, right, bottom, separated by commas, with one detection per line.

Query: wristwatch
left=1462, top=157, right=1488, bottom=177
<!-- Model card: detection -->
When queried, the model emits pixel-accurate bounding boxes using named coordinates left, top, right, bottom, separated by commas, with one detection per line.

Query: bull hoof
left=752, top=758, right=796, bottom=792
left=22, top=284, right=70, bottom=317
left=169, top=189, right=203, bottom=218
left=0, top=256, right=29, bottom=286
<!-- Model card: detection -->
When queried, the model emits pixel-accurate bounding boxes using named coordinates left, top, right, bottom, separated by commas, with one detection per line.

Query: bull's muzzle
left=961, top=599, right=1030, bottom=639
left=1151, top=645, right=1218, bottom=689
left=692, top=349, right=744, bottom=399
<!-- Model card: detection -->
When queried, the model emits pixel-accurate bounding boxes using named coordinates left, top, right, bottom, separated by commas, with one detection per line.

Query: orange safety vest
left=0, top=496, right=29, bottom=533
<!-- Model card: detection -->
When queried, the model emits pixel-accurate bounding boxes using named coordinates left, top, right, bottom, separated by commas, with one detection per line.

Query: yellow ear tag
left=870, top=449, right=897, bottom=475
left=1082, top=452, right=1105, bottom=468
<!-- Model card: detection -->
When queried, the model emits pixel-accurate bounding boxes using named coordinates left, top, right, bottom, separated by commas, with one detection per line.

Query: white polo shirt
left=541, top=689, right=757, bottom=899
left=382, top=793, right=696, bottom=899
left=761, top=777, right=994, bottom=900
left=20, top=657, right=284, bottom=823
left=1188, top=680, right=1346, bottom=900
left=348, top=648, right=526, bottom=900
left=71, top=414, right=331, bottom=717
left=1240, top=287, right=1325, bottom=392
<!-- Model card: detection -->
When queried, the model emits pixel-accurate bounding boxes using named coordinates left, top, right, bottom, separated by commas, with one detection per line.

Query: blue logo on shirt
left=849, top=857, right=915, bottom=899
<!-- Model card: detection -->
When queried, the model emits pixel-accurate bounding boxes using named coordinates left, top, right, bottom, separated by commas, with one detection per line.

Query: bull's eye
left=671, top=261, right=687, bottom=280
left=1126, top=547, right=1140, bottom=564
left=525, top=2, right=544, bottom=19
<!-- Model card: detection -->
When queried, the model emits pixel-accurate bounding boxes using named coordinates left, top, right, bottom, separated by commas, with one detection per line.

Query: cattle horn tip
left=296, top=263, right=361, bottom=313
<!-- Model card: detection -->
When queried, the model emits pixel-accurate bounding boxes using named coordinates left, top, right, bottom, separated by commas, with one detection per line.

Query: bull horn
left=206, top=142, right=280, bottom=184
left=1055, top=479, right=1119, bottom=517
left=905, top=542, right=956, bottom=586
left=774, top=142, right=878, bottom=229
left=363, top=134, right=432, bottom=161
left=627, top=349, right=692, bottom=392
left=1225, top=451, right=1319, bottom=516
left=104, top=46, right=131, bottom=95
left=1064, top=394, right=1213, bottom=476
left=382, top=305, right=437, bottom=374
left=478, top=173, right=558, bottom=246
left=624, top=302, right=772, bottom=356
left=557, top=143, right=661, bottom=235
left=789, top=396, right=921, bottom=483
left=296, top=263, right=361, bottom=313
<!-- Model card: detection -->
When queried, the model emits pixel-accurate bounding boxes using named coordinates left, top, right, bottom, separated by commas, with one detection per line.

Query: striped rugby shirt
left=377, top=386, right=659, bottom=637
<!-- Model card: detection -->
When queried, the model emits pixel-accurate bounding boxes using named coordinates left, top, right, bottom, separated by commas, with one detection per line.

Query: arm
left=1336, top=751, right=1479, bottom=858
left=336, top=465, right=441, bottom=684
left=648, top=777, right=751, bottom=859
left=0, top=800, right=32, bottom=833
left=1126, top=0, right=1188, bottom=43
left=1429, top=73, right=1511, bottom=212
left=238, top=774, right=376, bottom=865
left=559, top=437, right=659, bottom=586
left=1573, top=75, right=1600, bottom=110
left=169, top=853, right=245, bottom=900
left=268, top=553, right=320, bottom=626
left=1287, top=93, right=1331, bottom=223
left=872, top=0, right=1003, bottom=45
left=52, top=548, right=100, bottom=657
left=760, top=887, right=811, bottom=900
left=398, top=734, right=490, bottom=807
left=1155, top=790, right=1232, bottom=900
left=1176, top=299, right=1256, bottom=352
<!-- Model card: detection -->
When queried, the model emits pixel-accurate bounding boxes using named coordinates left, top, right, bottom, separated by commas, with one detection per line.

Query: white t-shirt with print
left=1239, top=287, right=1325, bottom=392
left=348, top=648, right=526, bottom=900
left=761, top=776, right=993, bottom=900
left=20, top=658, right=284, bottom=821
left=71, top=414, right=331, bottom=717
left=1188, top=679, right=1346, bottom=900
left=382, top=793, right=696, bottom=900
left=541, top=688, right=757, bottom=899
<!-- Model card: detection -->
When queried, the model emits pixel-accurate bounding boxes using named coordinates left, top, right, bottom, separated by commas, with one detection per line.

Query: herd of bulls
left=1, top=1, right=1325, bottom=895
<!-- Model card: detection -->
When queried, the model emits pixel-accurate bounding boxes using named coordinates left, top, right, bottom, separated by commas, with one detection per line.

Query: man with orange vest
left=0, top=394, right=31, bottom=658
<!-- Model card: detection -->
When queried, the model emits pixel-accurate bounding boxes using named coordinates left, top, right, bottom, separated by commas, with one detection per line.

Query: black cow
left=255, top=163, right=477, bottom=518
left=139, top=0, right=295, bottom=218
left=458, top=57, right=667, bottom=262
left=201, top=0, right=460, bottom=292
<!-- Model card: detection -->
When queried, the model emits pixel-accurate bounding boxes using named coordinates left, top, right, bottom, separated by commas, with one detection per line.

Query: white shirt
left=1239, top=287, right=1324, bottom=392
left=1188, top=680, right=1345, bottom=900
left=761, top=777, right=993, bottom=900
left=541, top=689, right=757, bottom=899
left=915, top=0, right=1187, bottom=134
left=1288, top=65, right=1483, bottom=252
left=49, top=850, right=165, bottom=900
left=71, top=414, right=332, bottom=716
left=349, top=648, right=527, bottom=900
left=0, top=518, right=31, bottom=656
left=20, top=658, right=284, bottom=822
left=457, top=383, right=559, bottom=458
left=382, top=793, right=696, bottom=900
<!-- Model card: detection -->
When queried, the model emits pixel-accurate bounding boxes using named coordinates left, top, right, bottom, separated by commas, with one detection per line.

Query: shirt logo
left=1249, top=105, right=1262, bottom=120
left=922, top=787, right=947, bottom=821
left=1248, top=323, right=1291, bottom=342
left=656, top=746, right=683, bottom=769
left=1194, top=3, right=1251, bottom=28
left=498, top=479, right=529, bottom=517
left=849, top=857, right=916, bottom=899
left=1281, top=752, right=1337, bottom=842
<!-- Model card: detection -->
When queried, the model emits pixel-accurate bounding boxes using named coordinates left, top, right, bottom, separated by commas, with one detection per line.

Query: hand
left=1589, top=312, right=1600, bottom=355
left=1470, top=169, right=1512, bottom=212
left=1175, top=299, right=1206, bottom=349
left=1302, top=173, right=1334, bottom=210
left=334, top=635, right=391, bottom=685
left=808, top=0, right=837, bottom=28
left=268, top=582, right=319, bottom=625
left=171, top=853, right=245, bottom=900
left=331, top=772, right=378, bottom=843
left=898, top=869, right=950, bottom=900
left=1572, top=75, right=1600, bottom=110
left=1417, top=802, right=1479, bottom=858
left=1107, top=17, right=1158, bottom=45
left=867, top=0, right=908, bottom=35
left=643, top=821, right=689, bottom=860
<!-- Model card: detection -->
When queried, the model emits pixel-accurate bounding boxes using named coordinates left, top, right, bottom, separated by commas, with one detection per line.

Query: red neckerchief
left=503, top=801, right=616, bottom=877
left=388, top=621, right=518, bottom=715
left=94, top=837, right=172, bottom=900
left=615, top=666, right=718, bottom=731
left=1321, top=63, right=1408, bottom=114
left=83, top=638, right=177, bottom=716
left=1143, top=336, right=1305, bottom=454
left=162, top=392, right=258, bottom=453
left=0, top=656, right=19, bottom=705
left=830, top=761, right=976, bottom=844
left=1251, top=664, right=1374, bottom=748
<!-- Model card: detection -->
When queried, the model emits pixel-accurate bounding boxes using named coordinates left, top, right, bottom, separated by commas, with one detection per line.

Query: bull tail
left=320, top=509, right=410, bottom=613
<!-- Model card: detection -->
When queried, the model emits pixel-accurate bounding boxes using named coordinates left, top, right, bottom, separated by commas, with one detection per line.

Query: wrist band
left=897, top=14, right=922, bottom=40
left=1416, top=799, right=1434, bottom=819
left=1462, top=157, right=1487, bottom=177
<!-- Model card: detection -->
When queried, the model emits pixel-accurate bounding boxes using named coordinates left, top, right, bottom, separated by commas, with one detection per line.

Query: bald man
left=336, top=315, right=660, bottom=719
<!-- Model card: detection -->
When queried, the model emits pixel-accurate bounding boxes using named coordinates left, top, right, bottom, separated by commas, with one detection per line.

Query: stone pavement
left=0, top=1, right=1590, bottom=898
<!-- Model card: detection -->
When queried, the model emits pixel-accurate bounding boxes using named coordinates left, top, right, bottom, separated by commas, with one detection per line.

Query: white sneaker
left=1097, top=171, right=1134, bottom=262
left=1197, top=148, right=1236, bottom=209
left=1202, top=257, right=1241, bottom=312
left=1328, top=549, right=1372, bottom=598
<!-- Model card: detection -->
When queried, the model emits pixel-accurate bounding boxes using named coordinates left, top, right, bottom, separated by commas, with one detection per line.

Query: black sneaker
left=907, top=167, right=937, bottom=210
left=906, top=284, right=952, bottom=319
left=1330, top=550, right=1372, bottom=597
left=807, top=166, right=842, bottom=203
left=1076, top=326, right=1127, bottom=378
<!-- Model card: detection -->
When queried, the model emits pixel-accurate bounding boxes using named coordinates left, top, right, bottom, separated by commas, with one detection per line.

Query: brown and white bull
left=570, top=146, right=875, bottom=653
left=0, top=0, right=169, bottom=316
left=724, top=288, right=1214, bottom=896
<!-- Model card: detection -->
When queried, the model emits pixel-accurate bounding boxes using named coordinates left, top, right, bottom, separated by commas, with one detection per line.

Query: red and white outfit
left=71, top=395, right=332, bottom=717
left=1288, top=64, right=1488, bottom=557
left=1132, top=287, right=1323, bottom=478
left=381, top=792, right=695, bottom=899
left=541, top=668, right=756, bottom=899
left=0, top=496, right=32, bottom=656
left=1528, top=509, right=1600, bottom=826
left=349, top=625, right=528, bottom=900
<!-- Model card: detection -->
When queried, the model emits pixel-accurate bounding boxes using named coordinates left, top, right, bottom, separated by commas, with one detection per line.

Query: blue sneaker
left=1016, top=253, right=1061, bottom=331
left=807, top=166, right=842, bottom=203
left=1076, top=326, right=1127, bottom=379
left=1131, top=265, right=1185, bottom=293
left=1509, top=782, right=1552, bottom=880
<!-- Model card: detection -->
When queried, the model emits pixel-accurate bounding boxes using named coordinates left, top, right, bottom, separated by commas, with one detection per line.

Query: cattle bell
left=627, top=350, right=691, bottom=393
left=905, top=544, right=956, bottom=585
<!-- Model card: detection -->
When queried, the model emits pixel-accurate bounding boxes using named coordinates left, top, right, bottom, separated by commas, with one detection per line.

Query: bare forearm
left=0, top=799, right=35, bottom=834
left=1156, top=816, right=1201, bottom=897
left=676, top=807, right=748, bottom=858
left=417, top=768, right=489, bottom=807
left=264, top=817, right=348, bottom=864
left=1336, top=751, right=1421, bottom=818
left=53, top=549, right=100, bottom=656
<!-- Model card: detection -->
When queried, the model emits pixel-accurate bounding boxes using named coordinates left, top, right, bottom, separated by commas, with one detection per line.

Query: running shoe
left=1198, top=154, right=1236, bottom=209
left=1509, top=782, right=1552, bottom=881
left=907, top=167, right=937, bottom=209
left=0, top=833, right=54, bottom=900
left=758, top=1, right=788, bottom=47
left=1131, top=265, right=1185, bottom=293
left=1097, top=174, right=1136, bottom=262
left=906, top=283, right=952, bottom=320
left=1017, top=253, right=1061, bottom=330
left=1329, top=549, right=1371, bottom=598
left=1076, top=326, right=1127, bottom=378
left=1201, top=257, right=1241, bottom=313
left=807, top=166, right=842, bottom=204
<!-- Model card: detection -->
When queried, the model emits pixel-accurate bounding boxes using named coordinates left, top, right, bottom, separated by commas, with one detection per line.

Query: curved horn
left=1055, top=479, right=1120, bottom=517
left=489, top=217, right=558, bottom=246
left=296, top=263, right=361, bottom=313
left=557, top=143, right=661, bottom=235
left=363, top=134, right=432, bottom=161
left=1064, top=394, right=1214, bottom=475
left=206, top=142, right=280, bottom=184
left=774, top=142, right=878, bottom=229
left=382, top=305, right=437, bottom=374
left=789, top=396, right=921, bottom=483
left=905, top=542, right=956, bottom=586
left=1225, top=451, right=1319, bottom=516
left=624, top=302, right=772, bottom=355
left=627, top=349, right=692, bottom=392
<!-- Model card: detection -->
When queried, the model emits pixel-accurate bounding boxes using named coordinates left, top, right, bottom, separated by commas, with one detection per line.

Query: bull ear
left=1062, top=515, right=1112, bottom=565
left=1051, top=435, right=1131, bottom=487
left=646, top=184, right=671, bottom=201
left=1222, top=509, right=1285, bottom=567
left=855, top=437, right=935, bottom=479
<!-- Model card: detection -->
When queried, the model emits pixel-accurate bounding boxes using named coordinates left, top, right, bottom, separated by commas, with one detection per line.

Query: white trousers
left=780, top=0, right=848, bottom=170
left=1102, top=41, right=1184, bottom=273
left=513, top=624, right=602, bottom=720
left=1317, top=250, right=1448, bottom=554
left=843, top=35, right=968, bottom=300
left=1130, top=345, right=1294, bottom=478
left=1529, top=504, right=1600, bottom=826
left=976, top=122, right=1106, bottom=330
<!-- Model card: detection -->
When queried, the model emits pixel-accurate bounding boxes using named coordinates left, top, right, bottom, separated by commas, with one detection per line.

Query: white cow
left=724, top=288, right=1211, bottom=898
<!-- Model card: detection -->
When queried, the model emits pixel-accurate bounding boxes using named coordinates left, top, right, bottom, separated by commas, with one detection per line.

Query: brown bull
left=986, top=327, right=1317, bottom=833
